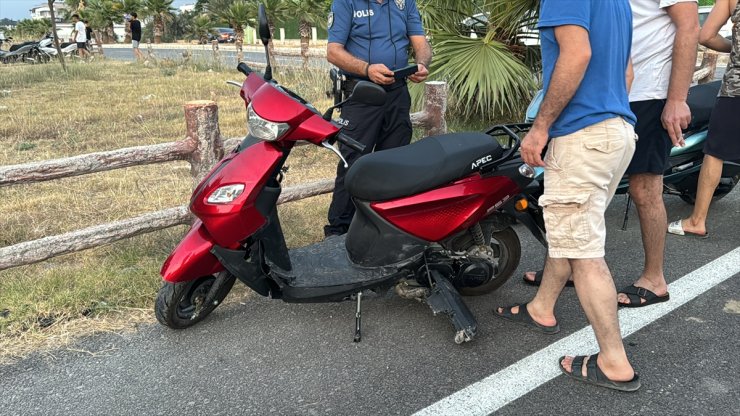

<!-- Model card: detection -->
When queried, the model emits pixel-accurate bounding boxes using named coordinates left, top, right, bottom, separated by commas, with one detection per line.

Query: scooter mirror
left=350, top=81, right=387, bottom=107
left=258, top=4, right=271, bottom=45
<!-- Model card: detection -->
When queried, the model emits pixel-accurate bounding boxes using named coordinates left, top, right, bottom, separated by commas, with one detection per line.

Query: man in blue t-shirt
left=323, top=0, right=432, bottom=237
left=494, top=0, right=641, bottom=391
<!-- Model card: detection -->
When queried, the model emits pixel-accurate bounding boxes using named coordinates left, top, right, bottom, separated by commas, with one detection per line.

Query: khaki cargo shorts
left=540, top=117, right=637, bottom=259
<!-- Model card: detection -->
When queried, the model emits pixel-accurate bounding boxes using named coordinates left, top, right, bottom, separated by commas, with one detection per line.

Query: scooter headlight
left=518, top=163, right=536, bottom=179
left=247, top=103, right=289, bottom=142
left=207, top=184, right=245, bottom=204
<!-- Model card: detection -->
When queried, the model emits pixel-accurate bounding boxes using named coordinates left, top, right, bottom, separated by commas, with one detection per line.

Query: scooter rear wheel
left=155, top=272, right=236, bottom=329
left=459, top=227, right=521, bottom=296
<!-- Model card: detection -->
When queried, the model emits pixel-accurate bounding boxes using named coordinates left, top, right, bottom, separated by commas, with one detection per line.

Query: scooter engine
left=453, top=260, right=494, bottom=290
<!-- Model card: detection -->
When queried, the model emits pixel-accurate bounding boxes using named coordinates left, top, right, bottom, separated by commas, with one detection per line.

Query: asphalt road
left=1, top=189, right=739, bottom=415
left=102, top=45, right=331, bottom=69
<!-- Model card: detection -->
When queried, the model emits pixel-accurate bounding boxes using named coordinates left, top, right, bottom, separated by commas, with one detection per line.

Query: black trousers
left=324, top=84, right=412, bottom=236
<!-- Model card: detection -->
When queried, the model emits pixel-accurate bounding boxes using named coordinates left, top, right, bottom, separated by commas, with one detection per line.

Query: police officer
left=324, top=0, right=432, bottom=237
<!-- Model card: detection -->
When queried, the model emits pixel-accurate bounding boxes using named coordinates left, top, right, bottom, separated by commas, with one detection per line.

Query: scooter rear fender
left=160, top=220, right=225, bottom=283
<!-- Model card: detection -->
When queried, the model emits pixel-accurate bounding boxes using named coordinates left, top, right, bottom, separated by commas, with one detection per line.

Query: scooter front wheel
left=155, top=272, right=236, bottom=329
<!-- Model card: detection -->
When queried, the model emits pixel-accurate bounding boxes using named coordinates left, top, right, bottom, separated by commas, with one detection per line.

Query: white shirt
left=74, top=21, right=86, bottom=43
left=629, top=0, right=697, bottom=102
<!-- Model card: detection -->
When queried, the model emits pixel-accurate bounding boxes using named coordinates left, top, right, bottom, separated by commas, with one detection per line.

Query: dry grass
left=0, top=59, right=339, bottom=362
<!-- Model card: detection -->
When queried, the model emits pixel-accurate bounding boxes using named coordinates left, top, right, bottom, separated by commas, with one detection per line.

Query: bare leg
left=526, top=255, right=572, bottom=326
left=618, top=173, right=668, bottom=305
left=499, top=254, right=571, bottom=327
left=561, top=258, right=634, bottom=381
left=680, top=154, right=723, bottom=235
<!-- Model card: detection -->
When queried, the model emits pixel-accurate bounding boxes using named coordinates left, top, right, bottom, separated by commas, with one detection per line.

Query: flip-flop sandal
left=493, top=303, right=560, bottom=334
left=522, top=270, right=575, bottom=287
left=559, top=354, right=641, bottom=392
left=667, top=220, right=709, bottom=238
left=618, top=284, right=670, bottom=308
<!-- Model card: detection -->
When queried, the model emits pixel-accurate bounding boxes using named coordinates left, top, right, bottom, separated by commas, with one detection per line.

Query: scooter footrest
left=425, top=270, right=478, bottom=344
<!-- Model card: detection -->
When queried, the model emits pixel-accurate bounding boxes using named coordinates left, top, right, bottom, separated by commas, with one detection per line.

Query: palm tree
left=207, top=0, right=254, bottom=62
left=417, top=0, right=540, bottom=119
left=191, top=14, right=215, bottom=44
left=143, top=0, right=174, bottom=43
left=292, top=0, right=330, bottom=68
left=13, top=19, right=53, bottom=40
left=85, top=0, right=120, bottom=43
left=260, top=0, right=292, bottom=61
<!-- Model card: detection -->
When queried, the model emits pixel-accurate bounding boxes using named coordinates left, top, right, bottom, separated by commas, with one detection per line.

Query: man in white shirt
left=618, top=0, right=699, bottom=307
left=70, top=14, right=90, bottom=59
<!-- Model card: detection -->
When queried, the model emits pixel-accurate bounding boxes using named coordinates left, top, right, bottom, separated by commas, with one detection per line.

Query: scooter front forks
left=424, top=269, right=478, bottom=344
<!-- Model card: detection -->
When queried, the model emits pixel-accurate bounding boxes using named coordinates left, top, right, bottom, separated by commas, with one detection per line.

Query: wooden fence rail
left=0, top=81, right=447, bottom=272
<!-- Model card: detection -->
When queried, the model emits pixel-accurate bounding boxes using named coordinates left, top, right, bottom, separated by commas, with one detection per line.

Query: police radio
left=327, top=68, right=345, bottom=107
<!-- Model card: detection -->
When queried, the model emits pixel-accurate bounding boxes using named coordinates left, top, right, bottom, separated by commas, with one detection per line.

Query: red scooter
left=156, top=5, right=546, bottom=343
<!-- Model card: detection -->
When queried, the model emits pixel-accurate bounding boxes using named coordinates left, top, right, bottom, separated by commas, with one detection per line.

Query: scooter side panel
left=160, top=220, right=225, bottom=283
left=371, top=176, right=520, bottom=242
left=190, top=141, right=283, bottom=247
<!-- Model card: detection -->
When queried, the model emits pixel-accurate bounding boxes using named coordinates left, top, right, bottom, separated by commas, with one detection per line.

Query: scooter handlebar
left=237, top=62, right=252, bottom=77
left=336, top=133, right=366, bottom=153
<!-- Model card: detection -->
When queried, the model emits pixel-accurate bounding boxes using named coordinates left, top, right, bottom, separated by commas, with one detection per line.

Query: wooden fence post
left=698, top=50, right=719, bottom=84
left=185, top=100, right=224, bottom=186
left=424, top=81, right=447, bottom=136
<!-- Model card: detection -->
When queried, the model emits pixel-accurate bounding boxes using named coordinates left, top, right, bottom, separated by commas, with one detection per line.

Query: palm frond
left=431, top=34, right=536, bottom=118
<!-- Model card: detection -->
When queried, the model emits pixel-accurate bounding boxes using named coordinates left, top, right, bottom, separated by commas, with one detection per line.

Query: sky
left=0, top=0, right=193, bottom=21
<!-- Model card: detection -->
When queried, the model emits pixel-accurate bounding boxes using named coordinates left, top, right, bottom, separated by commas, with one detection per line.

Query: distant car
left=210, top=27, right=235, bottom=43
left=699, top=6, right=733, bottom=39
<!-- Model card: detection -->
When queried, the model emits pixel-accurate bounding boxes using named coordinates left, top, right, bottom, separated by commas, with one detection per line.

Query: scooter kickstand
left=353, top=292, right=362, bottom=343
left=621, top=193, right=632, bottom=231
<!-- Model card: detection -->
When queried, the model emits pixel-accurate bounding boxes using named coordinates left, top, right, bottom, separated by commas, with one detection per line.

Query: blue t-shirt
left=328, top=0, right=425, bottom=74
left=538, top=0, right=636, bottom=138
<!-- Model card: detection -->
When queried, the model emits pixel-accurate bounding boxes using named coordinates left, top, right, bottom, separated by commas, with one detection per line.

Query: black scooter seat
left=345, top=132, right=503, bottom=201
left=686, top=80, right=721, bottom=131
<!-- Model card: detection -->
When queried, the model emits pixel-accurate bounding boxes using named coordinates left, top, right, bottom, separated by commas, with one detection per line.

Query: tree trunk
left=154, top=16, right=163, bottom=44
left=106, top=22, right=115, bottom=44
left=268, top=22, right=276, bottom=66
left=299, top=19, right=310, bottom=69
left=47, top=0, right=66, bottom=72
left=124, top=19, right=132, bottom=43
left=235, top=27, right=244, bottom=63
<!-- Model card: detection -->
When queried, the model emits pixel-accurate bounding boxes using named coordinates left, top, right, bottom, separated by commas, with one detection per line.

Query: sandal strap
left=570, top=355, right=586, bottom=378
left=624, top=293, right=644, bottom=305
left=585, top=354, right=601, bottom=382
left=620, top=285, right=659, bottom=303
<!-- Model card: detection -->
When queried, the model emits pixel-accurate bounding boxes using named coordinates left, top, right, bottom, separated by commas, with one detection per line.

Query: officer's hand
left=409, top=64, right=429, bottom=83
left=368, top=64, right=395, bottom=86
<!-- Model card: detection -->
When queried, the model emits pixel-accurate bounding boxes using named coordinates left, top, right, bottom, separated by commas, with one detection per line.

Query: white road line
left=413, top=247, right=740, bottom=416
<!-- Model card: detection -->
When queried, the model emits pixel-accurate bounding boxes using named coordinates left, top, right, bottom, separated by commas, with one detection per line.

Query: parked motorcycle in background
left=38, top=34, right=78, bottom=61
left=0, top=38, right=42, bottom=64
left=525, top=80, right=740, bottom=226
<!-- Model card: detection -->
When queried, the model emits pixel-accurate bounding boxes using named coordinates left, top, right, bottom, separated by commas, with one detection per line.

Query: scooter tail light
left=206, top=184, right=245, bottom=204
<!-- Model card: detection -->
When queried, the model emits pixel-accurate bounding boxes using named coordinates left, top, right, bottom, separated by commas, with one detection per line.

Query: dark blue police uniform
left=325, top=0, right=425, bottom=237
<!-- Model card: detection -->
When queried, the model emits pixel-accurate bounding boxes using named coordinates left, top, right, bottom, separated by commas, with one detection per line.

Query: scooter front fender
left=160, top=220, right=225, bottom=283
